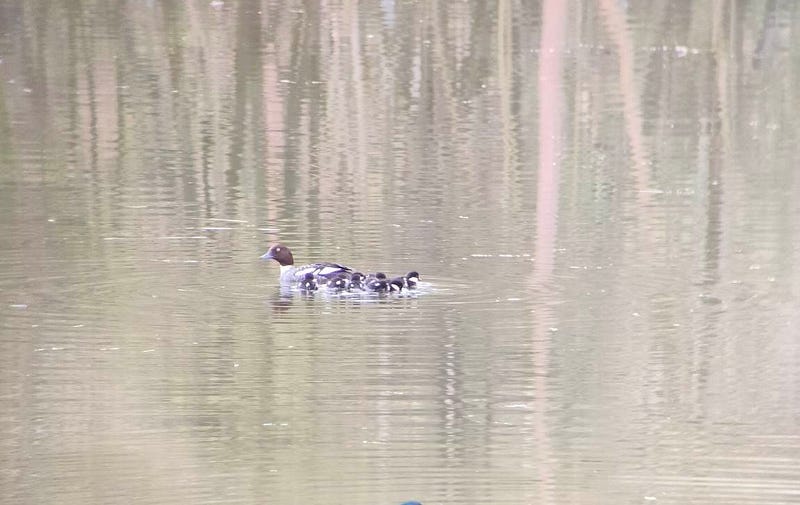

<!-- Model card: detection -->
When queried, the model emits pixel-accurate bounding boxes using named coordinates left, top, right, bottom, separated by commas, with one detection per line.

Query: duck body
left=260, top=244, right=352, bottom=286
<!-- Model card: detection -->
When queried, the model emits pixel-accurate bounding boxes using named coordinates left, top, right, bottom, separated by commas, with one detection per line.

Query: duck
left=260, top=244, right=352, bottom=285
left=404, top=271, right=420, bottom=289
left=297, top=273, right=318, bottom=291
left=366, top=272, right=389, bottom=292
left=349, top=272, right=365, bottom=291
left=327, top=273, right=350, bottom=291
left=389, top=276, right=405, bottom=292
left=365, top=272, right=387, bottom=283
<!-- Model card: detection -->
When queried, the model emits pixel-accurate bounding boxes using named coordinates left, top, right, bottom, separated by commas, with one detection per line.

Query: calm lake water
left=1, top=2, right=799, bottom=504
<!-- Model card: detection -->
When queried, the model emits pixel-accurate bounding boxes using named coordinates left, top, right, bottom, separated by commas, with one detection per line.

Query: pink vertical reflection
left=535, top=0, right=566, bottom=285
left=533, top=1, right=566, bottom=504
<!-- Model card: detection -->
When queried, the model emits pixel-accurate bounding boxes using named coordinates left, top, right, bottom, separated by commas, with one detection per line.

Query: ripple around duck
left=283, top=280, right=438, bottom=299
left=261, top=275, right=492, bottom=309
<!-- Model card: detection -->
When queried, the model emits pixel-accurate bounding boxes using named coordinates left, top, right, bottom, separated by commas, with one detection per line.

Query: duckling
left=366, top=272, right=389, bottom=292
left=389, top=277, right=405, bottom=292
left=327, top=273, right=349, bottom=292
left=404, top=271, right=420, bottom=289
left=349, top=272, right=365, bottom=291
left=297, top=272, right=318, bottom=291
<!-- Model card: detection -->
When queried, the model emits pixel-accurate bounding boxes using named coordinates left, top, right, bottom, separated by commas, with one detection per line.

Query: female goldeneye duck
left=404, top=271, right=420, bottom=289
left=327, top=273, right=349, bottom=291
left=389, top=277, right=405, bottom=292
left=366, top=272, right=389, bottom=292
left=297, top=273, right=318, bottom=291
left=349, top=272, right=365, bottom=291
left=260, top=243, right=352, bottom=285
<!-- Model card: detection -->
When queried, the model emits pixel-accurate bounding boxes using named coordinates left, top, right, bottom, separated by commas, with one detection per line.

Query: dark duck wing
left=294, top=262, right=352, bottom=281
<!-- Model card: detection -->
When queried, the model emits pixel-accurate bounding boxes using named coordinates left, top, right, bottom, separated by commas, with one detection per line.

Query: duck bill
left=260, top=251, right=275, bottom=260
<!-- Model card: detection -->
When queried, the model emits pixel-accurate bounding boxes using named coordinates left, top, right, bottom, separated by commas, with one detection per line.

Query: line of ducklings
left=297, top=270, right=420, bottom=293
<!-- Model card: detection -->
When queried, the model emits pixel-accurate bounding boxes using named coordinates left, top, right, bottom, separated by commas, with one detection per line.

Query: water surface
left=1, top=2, right=799, bottom=504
